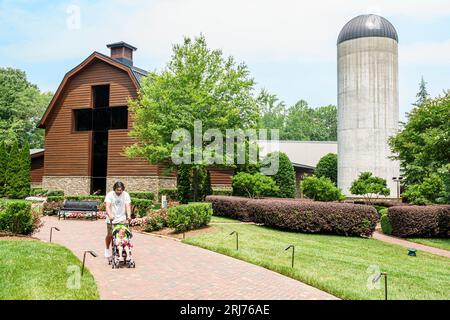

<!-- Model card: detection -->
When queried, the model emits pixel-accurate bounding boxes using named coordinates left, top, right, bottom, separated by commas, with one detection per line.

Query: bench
left=58, top=200, right=99, bottom=221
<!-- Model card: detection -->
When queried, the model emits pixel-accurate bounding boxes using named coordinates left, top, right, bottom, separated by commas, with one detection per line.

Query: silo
left=337, top=14, right=400, bottom=198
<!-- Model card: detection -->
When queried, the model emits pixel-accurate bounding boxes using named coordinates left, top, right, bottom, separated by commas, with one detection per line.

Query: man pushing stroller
left=104, top=181, right=133, bottom=264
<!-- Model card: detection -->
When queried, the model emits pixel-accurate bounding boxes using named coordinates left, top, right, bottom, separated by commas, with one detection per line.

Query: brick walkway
left=373, top=231, right=450, bottom=258
left=35, top=217, right=337, bottom=300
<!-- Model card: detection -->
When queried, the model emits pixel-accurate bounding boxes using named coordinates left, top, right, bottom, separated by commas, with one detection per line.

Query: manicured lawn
left=210, top=216, right=243, bottom=223
left=407, top=238, right=450, bottom=251
left=184, top=220, right=450, bottom=300
left=0, top=240, right=99, bottom=300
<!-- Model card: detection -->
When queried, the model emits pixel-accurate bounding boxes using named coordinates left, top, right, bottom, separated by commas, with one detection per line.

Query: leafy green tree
left=0, top=142, right=7, bottom=196
left=257, top=89, right=286, bottom=130
left=350, top=172, right=390, bottom=204
left=0, top=68, right=52, bottom=148
left=315, top=105, right=338, bottom=141
left=5, top=141, right=23, bottom=198
left=267, top=152, right=296, bottom=198
left=301, top=176, right=345, bottom=202
left=201, top=169, right=213, bottom=199
left=402, top=173, right=446, bottom=205
left=19, top=141, right=31, bottom=198
left=176, top=165, right=192, bottom=204
left=126, top=35, right=259, bottom=202
left=232, top=172, right=279, bottom=198
left=315, top=153, right=338, bottom=185
left=389, top=95, right=450, bottom=187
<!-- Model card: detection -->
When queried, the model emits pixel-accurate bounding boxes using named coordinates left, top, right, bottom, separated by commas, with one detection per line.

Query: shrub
left=5, top=141, right=29, bottom=199
left=177, top=165, right=192, bottom=204
left=388, top=205, right=450, bottom=238
left=205, top=196, right=253, bottom=221
left=206, top=196, right=378, bottom=237
left=44, top=190, right=64, bottom=197
left=301, top=176, right=345, bottom=202
left=212, top=188, right=233, bottom=196
left=43, top=201, right=62, bottom=216
left=131, top=199, right=154, bottom=218
left=232, top=172, right=279, bottom=198
left=0, top=200, right=35, bottom=235
left=160, top=188, right=178, bottom=201
left=350, top=172, right=390, bottom=204
left=129, top=192, right=155, bottom=201
left=268, top=152, right=296, bottom=198
left=315, top=153, right=338, bottom=185
left=167, top=202, right=213, bottom=232
left=0, top=142, right=7, bottom=197
left=402, top=173, right=446, bottom=205
left=380, top=214, right=393, bottom=235
left=144, top=209, right=168, bottom=232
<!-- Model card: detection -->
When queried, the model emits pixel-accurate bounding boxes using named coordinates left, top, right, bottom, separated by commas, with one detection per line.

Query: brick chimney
left=106, top=42, right=137, bottom=66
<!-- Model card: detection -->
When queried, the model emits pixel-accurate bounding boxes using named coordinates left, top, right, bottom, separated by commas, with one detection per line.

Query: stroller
left=109, top=224, right=136, bottom=269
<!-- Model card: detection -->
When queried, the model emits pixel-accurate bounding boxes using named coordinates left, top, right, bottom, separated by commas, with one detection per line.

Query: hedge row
left=205, top=196, right=379, bottom=237
left=0, top=200, right=36, bottom=235
left=388, top=205, right=450, bottom=238
left=159, top=188, right=178, bottom=201
left=128, top=192, right=155, bottom=201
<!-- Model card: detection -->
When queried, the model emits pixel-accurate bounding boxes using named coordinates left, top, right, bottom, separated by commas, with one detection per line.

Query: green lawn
left=210, top=215, right=243, bottom=223
left=184, top=220, right=450, bottom=300
left=0, top=240, right=99, bottom=300
left=407, top=238, right=450, bottom=251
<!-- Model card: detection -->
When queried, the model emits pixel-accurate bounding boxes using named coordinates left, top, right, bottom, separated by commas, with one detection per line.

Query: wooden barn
left=35, top=42, right=233, bottom=196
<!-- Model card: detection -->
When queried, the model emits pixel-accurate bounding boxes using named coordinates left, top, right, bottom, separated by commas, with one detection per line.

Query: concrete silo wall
left=337, top=37, right=400, bottom=197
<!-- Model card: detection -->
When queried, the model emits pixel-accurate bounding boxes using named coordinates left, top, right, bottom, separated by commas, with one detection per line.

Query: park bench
left=58, top=200, right=99, bottom=221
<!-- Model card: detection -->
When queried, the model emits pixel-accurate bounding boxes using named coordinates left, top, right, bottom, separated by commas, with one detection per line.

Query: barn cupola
left=106, top=42, right=137, bottom=66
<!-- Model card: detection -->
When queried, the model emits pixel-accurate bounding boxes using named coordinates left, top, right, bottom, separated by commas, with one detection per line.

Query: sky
left=1, top=0, right=450, bottom=121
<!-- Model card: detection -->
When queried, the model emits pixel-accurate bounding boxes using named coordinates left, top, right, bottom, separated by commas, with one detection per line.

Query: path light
left=408, top=248, right=417, bottom=257
left=82, top=251, right=97, bottom=276
left=284, top=245, right=295, bottom=268
left=373, top=272, right=388, bottom=300
left=229, top=231, right=239, bottom=250
left=49, top=227, right=60, bottom=243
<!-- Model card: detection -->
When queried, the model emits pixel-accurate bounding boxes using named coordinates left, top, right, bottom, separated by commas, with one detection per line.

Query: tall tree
left=0, top=68, right=52, bottom=148
left=315, top=153, right=338, bottom=185
left=0, top=142, right=7, bottom=196
left=126, top=35, right=260, bottom=201
left=257, top=89, right=286, bottom=130
left=415, top=76, right=429, bottom=106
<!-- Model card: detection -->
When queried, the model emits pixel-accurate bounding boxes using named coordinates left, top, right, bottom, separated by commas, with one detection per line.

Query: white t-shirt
left=105, top=191, right=131, bottom=224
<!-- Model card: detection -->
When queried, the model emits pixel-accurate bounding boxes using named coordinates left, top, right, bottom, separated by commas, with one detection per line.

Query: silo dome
left=337, top=14, right=398, bottom=45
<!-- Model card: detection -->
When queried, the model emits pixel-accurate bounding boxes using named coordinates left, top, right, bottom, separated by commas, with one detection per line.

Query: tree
left=415, top=76, right=430, bottom=106
left=402, top=173, right=446, bottom=205
left=0, top=142, right=7, bottom=197
left=301, top=176, right=345, bottom=202
left=257, top=89, right=286, bottom=130
left=315, top=153, right=338, bottom=185
left=126, top=35, right=260, bottom=201
left=389, top=94, right=450, bottom=187
left=232, top=172, right=279, bottom=198
left=19, top=141, right=31, bottom=198
left=267, top=152, right=296, bottom=198
left=350, top=172, right=390, bottom=204
left=176, top=165, right=192, bottom=204
left=0, top=68, right=52, bottom=148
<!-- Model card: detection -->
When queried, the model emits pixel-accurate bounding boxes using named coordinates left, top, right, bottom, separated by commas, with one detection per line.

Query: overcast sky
left=1, top=0, right=450, bottom=121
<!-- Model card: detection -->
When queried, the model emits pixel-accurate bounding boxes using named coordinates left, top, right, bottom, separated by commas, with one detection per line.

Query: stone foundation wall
left=106, top=176, right=160, bottom=195
left=159, top=177, right=177, bottom=189
left=42, top=176, right=91, bottom=196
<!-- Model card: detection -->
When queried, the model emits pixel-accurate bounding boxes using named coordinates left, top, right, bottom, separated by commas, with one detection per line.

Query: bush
left=388, top=205, right=450, bottom=238
left=268, top=152, right=296, bottom=198
left=177, top=165, right=191, bottom=204
left=144, top=209, right=168, bottom=232
left=315, top=153, right=338, bottom=185
left=0, top=200, right=35, bottom=235
left=212, top=188, right=233, bottom=196
left=350, top=172, right=390, bottom=204
left=206, top=196, right=378, bottom=237
left=5, top=141, right=30, bottom=199
left=131, top=199, right=154, bottom=218
left=232, top=172, right=279, bottom=198
left=160, top=188, right=178, bottom=201
left=167, top=202, right=213, bottom=232
left=380, top=214, right=393, bottom=235
left=402, top=173, right=446, bottom=205
left=301, top=176, right=345, bottom=202
left=129, top=192, right=155, bottom=201
left=43, top=201, right=62, bottom=216
left=205, top=196, right=253, bottom=221
left=45, top=190, right=64, bottom=197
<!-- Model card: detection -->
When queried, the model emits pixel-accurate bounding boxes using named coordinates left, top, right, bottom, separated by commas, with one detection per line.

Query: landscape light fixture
left=408, top=248, right=417, bottom=257
left=229, top=231, right=239, bottom=250
left=49, top=227, right=60, bottom=243
left=82, top=251, right=97, bottom=276
left=373, top=272, right=388, bottom=300
left=284, top=245, right=295, bottom=268
left=392, top=176, right=404, bottom=199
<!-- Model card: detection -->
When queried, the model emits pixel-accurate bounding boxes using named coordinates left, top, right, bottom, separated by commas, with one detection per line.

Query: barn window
left=93, top=108, right=110, bottom=132
left=93, top=85, right=110, bottom=108
left=110, top=106, right=128, bottom=130
left=74, top=109, right=92, bottom=131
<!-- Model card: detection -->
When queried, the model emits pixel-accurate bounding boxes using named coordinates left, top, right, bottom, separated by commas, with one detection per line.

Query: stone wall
left=42, top=176, right=91, bottom=196
left=106, top=176, right=160, bottom=194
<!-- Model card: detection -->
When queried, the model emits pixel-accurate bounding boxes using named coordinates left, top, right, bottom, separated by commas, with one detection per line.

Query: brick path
left=35, top=216, right=337, bottom=300
left=373, top=231, right=450, bottom=258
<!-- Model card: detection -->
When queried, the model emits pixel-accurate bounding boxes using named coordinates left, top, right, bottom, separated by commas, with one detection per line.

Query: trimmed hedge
left=167, top=202, right=213, bottom=232
left=206, top=196, right=379, bottom=237
left=159, top=188, right=178, bottom=201
left=388, top=205, right=450, bottom=238
left=212, top=188, right=233, bottom=196
left=129, top=192, right=155, bottom=201
left=131, top=199, right=154, bottom=218
left=0, top=200, right=35, bottom=235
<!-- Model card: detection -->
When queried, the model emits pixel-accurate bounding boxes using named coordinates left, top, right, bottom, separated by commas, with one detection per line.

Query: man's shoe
left=104, top=248, right=111, bottom=258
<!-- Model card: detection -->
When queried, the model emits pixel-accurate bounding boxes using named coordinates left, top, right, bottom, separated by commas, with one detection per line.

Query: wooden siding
left=31, top=155, right=44, bottom=184
left=209, top=167, right=234, bottom=186
left=44, top=58, right=157, bottom=177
